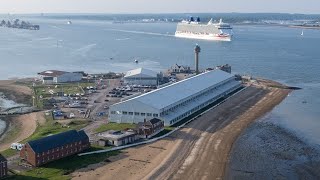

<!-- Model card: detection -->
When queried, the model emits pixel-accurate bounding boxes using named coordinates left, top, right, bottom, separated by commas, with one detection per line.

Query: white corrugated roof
left=124, top=68, right=158, bottom=78
left=118, top=69, right=235, bottom=110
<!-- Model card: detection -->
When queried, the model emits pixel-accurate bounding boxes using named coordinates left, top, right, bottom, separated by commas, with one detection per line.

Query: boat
left=301, top=30, right=304, bottom=36
left=175, top=17, right=233, bottom=41
left=67, top=21, right=72, bottom=25
left=134, top=59, right=139, bottom=63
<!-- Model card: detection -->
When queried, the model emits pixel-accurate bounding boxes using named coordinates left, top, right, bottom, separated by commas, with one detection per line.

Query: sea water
left=0, top=14, right=319, bottom=144
left=0, top=92, right=25, bottom=135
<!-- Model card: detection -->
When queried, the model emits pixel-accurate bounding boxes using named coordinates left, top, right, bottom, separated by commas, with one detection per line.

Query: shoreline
left=0, top=79, right=36, bottom=152
left=225, top=118, right=320, bottom=179
left=0, top=117, right=11, bottom=141
left=72, top=79, right=292, bottom=180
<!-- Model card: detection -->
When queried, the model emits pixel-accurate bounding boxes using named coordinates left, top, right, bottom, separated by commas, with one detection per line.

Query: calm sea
left=0, top=15, right=319, bottom=144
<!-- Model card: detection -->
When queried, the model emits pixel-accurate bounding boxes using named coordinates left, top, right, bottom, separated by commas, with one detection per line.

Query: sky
left=0, top=0, right=319, bottom=14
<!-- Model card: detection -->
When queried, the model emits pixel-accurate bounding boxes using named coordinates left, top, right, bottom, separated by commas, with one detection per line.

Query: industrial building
left=124, top=68, right=158, bottom=86
left=20, top=130, right=90, bottom=166
left=109, top=69, right=242, bottom=126
left=38, top=70, right=83, bottom=84
left=0, top=154, right=8, bottom=178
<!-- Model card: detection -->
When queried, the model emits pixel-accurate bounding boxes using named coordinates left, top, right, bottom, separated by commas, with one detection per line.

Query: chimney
left=194, top=44, right=201, bottom=75
left=144, top=118, right=146, bottom=126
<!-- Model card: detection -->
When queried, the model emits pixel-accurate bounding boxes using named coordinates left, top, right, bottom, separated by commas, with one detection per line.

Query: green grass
left=1, top=116, right=89, bottom=159
left=94, top=122, right=136, bottom=133
left=32, top=82, right=94, bottom=109
left=7, top=147, right=120, bottom=180
left=1, top=148, right=19, bottom=158
left=152, top=126, right=175, bottom=138
left=23, top=120, right=88, bottom=143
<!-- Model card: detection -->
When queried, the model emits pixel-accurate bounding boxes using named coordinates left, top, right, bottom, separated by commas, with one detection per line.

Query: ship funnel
left=194, top=44, right=201, bottom=75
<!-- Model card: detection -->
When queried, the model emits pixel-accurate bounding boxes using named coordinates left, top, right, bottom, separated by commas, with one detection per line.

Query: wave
left=116, top=38, right=131, bottom=41
left=50, top=25, right=64, bottom=30
left=33, top=37, right=54, bottom=41
left=105, top=28, right=173, bottom=37
left=70, top=43, right=97, bottom=57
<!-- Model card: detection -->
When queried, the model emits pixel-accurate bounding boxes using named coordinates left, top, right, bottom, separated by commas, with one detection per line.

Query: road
left=82, top=79, right=121, bottom=137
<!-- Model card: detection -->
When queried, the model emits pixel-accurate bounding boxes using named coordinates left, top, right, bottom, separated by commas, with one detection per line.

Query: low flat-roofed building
left=38, top=70, right=83, bottom=84
left=124, top=68, right=158, bottom=86
left=109, top=69, right=242, bottom=126
left=0, top=154, right=8, bottom=178
left=97, top=130, right=137, bottom=147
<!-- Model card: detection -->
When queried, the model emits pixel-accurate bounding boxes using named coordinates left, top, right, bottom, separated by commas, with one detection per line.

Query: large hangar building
left=109, top=69, right=242, bottom=126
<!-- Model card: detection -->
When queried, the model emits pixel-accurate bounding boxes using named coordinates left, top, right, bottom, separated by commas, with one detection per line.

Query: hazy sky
left=1, top=0, right=319, bottom=14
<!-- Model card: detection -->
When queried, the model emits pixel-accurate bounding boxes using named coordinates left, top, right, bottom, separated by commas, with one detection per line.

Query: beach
left=225, top=120, right=320, bottom=180
left=72, top=79, right=291, bottom=180
left=0, top=79, right=44, bottom=152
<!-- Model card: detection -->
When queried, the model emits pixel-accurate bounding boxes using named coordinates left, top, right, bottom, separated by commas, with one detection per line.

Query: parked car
left=11, top=143, right=24, bottom=151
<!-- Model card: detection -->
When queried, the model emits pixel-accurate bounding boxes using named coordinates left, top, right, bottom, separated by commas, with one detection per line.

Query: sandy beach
left=0, top=79, right=44, bottom=152
left=72, top=80, right=291, bottom=180
left=0, top=112, right=45, bottom=152
left=0, top=79, right=32, bottom=104
left=225, top=121, right=320, bottom=179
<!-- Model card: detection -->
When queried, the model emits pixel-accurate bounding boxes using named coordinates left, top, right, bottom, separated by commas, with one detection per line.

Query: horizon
left=1, top=12, right=320, bottom=17
left=1, top=0, right=320, bottom=14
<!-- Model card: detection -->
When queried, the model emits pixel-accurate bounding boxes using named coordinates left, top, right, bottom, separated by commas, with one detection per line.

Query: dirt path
left=72, top=84, right=290, bottom=180
left=0, top=112, right=45, bottom=152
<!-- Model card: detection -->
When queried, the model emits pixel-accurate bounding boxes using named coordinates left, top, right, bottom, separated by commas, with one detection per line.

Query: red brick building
left=136, top=118, right=164, bottom=138
left=20, top=130, right=90, bottom=167
left=0, top=154, right=8, bottom=178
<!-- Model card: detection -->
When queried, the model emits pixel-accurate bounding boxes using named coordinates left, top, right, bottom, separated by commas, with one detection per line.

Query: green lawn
left=8, top=147, right=120, bottom=180
left=94, top=122, right=136, bottom=133
left=1, top=149, right=18, bottom=158
left=23, top=119, right=88, bottom=143
left=0, top=115, right=89, bottom=158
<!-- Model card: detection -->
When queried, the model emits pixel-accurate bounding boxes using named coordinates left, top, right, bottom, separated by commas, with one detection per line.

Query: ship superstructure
left=175, top=17, right=233, bottom=41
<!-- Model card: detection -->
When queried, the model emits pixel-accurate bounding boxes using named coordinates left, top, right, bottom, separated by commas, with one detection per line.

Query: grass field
left=8, top=148, right=120, bottom=180
left=0, top=114, right=89, bottom=158
left=22, top=115, right=89, bottom=143
left=33, top=82, right=95, bottom=109
left=94, top=122, right=136, bottom=133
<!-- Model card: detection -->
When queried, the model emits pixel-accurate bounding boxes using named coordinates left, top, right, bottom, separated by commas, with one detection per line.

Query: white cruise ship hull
left=175, top=32, right=232, bottom=41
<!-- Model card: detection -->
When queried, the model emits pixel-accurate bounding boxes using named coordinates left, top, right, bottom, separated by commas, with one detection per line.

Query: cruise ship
left=175, top=17, right=233, bottom=41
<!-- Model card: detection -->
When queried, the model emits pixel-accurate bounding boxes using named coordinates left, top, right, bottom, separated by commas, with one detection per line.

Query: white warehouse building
left=38, top=70, right=83, bottom=84
left=124, top=68, right=158, bottom=86
left=109, top=69, right=242, bottom=126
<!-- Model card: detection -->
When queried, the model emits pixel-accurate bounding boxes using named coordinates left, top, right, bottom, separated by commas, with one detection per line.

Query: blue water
left=0, top=15, right=319, bottom=144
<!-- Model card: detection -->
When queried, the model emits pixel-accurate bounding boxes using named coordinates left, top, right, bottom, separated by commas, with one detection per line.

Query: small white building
left=124, top=68, right=158, bottom=86
left=38, top=70, right=83, bottom=84
left=109, top=69, right=242, bottom=126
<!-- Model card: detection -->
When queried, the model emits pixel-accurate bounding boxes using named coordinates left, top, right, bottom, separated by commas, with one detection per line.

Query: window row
left=110, top=111, right=159, bottom=117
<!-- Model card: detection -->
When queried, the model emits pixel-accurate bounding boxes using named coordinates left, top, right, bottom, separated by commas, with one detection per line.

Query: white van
left=11, top=143, right=24, bottom=151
